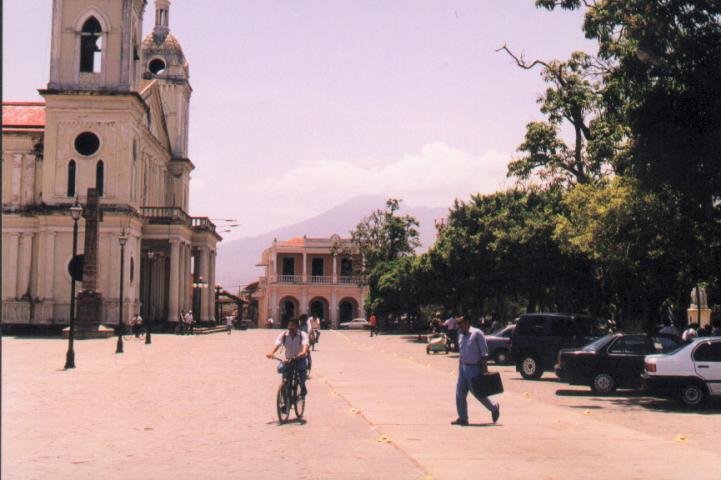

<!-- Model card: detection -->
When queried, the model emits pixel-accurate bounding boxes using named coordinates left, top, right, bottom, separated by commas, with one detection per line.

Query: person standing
left=369, top=312, right=378, bottom=337
left=659, top=321, right=680, bottom=336
left=444, top=314, right=459, bottom=352
left=184, top=310, right=194, bottom=335
left=132, top=313, right=143, bottom=338
left=451, top=316, right=500, bottom=426
left=682, top=323, right=698, bottom=341
left=226, top=315, right=233, bottom=334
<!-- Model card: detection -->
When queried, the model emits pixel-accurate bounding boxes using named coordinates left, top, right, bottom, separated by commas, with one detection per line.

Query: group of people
left=659, top=320, right=721, bottom=340
left=175, top=310, right=195, bottom=335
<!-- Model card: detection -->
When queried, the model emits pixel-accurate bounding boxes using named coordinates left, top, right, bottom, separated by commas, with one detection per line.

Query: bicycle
left=271, top=356, right=306, bottom=424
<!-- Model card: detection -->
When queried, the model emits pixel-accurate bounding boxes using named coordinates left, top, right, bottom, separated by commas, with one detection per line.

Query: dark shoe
left=450, top=418, right=468, bottom=426
left=492, top=405, right=500, bottom=424
left=301, top=388, right=308, bottom=397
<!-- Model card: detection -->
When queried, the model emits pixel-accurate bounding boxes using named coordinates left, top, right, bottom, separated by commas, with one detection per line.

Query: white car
left=339, top=318, right=369, bottom=330
left=643, top=337, right=721, bottom=408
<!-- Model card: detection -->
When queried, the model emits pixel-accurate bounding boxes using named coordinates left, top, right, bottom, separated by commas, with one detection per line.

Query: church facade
left=1, top=0, right=221, bottom=328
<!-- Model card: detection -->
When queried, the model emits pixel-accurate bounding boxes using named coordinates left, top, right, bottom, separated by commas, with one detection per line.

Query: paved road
left=2, top=330, right=720, bottom=480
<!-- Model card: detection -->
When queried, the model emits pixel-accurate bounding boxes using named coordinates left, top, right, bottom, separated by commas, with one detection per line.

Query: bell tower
left=48, top=0, right=146, bottom=92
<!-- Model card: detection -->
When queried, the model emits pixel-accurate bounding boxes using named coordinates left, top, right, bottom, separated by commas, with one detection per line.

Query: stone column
left=4, top=233, right=20, bottom=299
left=168, top=239, right=180, bottom=322
left=37, top=231, right=56, bottom=300
left=199, top=247, right=210, bottom=321
left=23, top=154, right=35, bottom=205
left=302, top=252, right=307, bottom=282
left=181, top=243, right=189, bottom=312
left=207, top=250, right=216, bottom=321
left=330, top=289, right=338, bottom=328
left=17, top=232, right=34, bottom=298
left=332, top=254, right=338, bottom=283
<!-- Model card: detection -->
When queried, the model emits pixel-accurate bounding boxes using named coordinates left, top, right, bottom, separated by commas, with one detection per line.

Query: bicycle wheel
left=293, top=374, right=305, bottom=418
left=277, top=383, right=291, bottom=424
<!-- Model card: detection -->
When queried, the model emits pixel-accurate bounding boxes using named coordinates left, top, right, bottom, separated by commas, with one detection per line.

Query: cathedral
left=1, top=0, right=221, bottom=329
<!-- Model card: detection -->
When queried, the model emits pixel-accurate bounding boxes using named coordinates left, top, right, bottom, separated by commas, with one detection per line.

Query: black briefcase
left=471, top=371, right=504, bottom=396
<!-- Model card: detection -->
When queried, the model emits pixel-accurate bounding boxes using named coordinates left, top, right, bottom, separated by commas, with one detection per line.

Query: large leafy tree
left=537, top=0, right=721, bottom=287
left=498, top=47, right=624, bottom=186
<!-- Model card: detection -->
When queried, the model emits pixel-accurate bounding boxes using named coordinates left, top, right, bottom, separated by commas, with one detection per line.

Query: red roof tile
left=2, top=102, right=46, bottom=131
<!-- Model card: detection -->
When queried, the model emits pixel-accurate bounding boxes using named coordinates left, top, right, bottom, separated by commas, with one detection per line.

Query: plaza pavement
left=2, top=329, right=720, bottom=480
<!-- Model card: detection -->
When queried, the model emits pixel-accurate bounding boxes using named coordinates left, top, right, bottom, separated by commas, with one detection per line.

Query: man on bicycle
left=266, top=318, right=309, bottom=397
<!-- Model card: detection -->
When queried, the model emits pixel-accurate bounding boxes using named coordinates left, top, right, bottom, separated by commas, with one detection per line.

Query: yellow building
left=1, top=0, right=221, bottom=328
left=256, top=235, right=367, bottom=328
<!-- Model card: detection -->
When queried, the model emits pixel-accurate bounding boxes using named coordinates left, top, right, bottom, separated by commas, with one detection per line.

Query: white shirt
left=184, top=312, right=193, bottom=324
left=226, top=316, right=233, bottom=326
left=275, top=330, right=309, bottom=359
left=444, top=317, right=458, bottom=330
left=682, top=328, right=698, bottom=341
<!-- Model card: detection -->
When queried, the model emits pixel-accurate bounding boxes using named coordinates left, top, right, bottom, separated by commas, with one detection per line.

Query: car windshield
left=582, top=334, right=614, bottom=352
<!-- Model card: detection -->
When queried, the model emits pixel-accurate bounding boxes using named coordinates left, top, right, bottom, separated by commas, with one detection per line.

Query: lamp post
left=146, top=250, right=155, bottom=345
left=116, top=229, right=129, bottom=354
left=65, top=199, right=83, bottom=369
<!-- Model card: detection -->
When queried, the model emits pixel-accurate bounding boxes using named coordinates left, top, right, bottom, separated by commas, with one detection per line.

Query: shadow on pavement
left=555, top=389, right=647, bottom=398
left=400, top=335, right=429, bottom=344
left=604, top=397, right=721, bottom=414
left=509, top=377, right=559, bottom=383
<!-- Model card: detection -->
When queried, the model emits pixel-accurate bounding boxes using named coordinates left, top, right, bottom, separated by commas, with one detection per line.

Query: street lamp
left=146, top=250, right=155, bottom=345
left=115, top=229, right=129, bottom=354
left=192, top=276, right=207, bottom=322
left=65, top=199, right=83, bottom=369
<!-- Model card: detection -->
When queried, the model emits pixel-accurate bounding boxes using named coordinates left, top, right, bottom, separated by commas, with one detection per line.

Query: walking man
left=451, top=316, right=500, bottom=426
left=369, top=312, right=377, bottom=337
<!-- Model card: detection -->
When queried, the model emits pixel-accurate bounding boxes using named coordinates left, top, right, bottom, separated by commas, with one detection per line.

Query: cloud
left=247, top=142, right=512, bottom=216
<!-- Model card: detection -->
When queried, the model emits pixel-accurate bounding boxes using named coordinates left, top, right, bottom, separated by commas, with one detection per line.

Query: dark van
left=511, top=313, right=608, bottom=379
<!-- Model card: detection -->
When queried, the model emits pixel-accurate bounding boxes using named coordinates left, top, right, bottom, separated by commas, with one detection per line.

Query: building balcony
left=271, top=275, right=361, bottom=286
left=140, top=206, right=216, bottom=234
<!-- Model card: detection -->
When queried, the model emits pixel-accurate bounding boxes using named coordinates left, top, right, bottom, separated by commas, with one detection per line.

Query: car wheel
left=679, top=384, right=706, bottom=408
left=519, top=355, right=543, bottom=379
left=591, top=373, right=616, bottom=395
left=493, top=349, right=509, bottom=365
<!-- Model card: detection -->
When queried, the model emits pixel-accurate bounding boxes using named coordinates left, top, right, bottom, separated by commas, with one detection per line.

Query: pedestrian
left=132, top=313, right=143, bottom=338
left=226, top=314, right=233, bottom=334
left=682, top=323, right=698, bottom=341
left=659, top=321, right=680, bottom=337
left=444, top=314, right=459, bottom=352
left=267, top=317, right=275, bottom=329
left=310, top=315, right=320, bottom=344
left=712, top=320, right=721, bottom=336
left=299, top=314, right=313, bottom=374
left=184, top=310, right=194, bottom=335
left=451, top=316, right=500, bottom=426
left=369, top=312, right=378, bottom=337
left=490, top=318, right=501, bottom=333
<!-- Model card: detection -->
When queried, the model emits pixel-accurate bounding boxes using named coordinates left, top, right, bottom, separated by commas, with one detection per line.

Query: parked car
left=486, top=325, right=514, bottom=364
left=339, top=318, right=369, bottom=330
left=555, top=333, right=682, bottom=394
left=511, top=313, right=609, bottom=379
left=643, top=337, right=721, bottom=408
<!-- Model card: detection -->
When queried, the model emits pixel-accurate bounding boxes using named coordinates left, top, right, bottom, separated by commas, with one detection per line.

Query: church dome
left=142, top=31, right=184, bottom=58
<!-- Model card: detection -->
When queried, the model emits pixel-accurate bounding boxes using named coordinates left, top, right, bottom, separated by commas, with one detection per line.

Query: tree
left=344, top=198, right=421, bottom=318
left=537, top=0, right=721, bottom=291
left=498, top=47, right=625, bottom=187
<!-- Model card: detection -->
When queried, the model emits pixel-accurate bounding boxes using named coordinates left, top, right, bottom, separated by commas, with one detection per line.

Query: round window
left=74, top=132, right=100, bottom=156
left=148, top=58, right=166, bottom=75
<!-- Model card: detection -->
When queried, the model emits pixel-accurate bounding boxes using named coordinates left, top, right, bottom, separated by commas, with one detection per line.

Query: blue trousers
left=456, top=364, right=498, bottom=422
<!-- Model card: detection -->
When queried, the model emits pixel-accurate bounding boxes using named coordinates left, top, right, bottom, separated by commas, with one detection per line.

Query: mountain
left=215, top=195, right=447, bottom=289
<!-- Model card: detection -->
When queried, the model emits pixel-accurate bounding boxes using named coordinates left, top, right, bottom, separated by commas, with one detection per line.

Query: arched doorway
left=308, top=297, right=329, bottom=327
left=279, top=297, right=299, bottom=328
left=339, top=298, right=359, bottom=323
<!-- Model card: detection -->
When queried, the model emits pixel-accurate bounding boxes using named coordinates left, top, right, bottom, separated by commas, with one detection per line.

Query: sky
left=3, top=0, right=595, bottom=238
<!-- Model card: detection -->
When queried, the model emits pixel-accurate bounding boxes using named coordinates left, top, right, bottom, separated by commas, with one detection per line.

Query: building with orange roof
left=256, top=235, right=367, bottom=328
left=2, top=1, right=221, bottom=329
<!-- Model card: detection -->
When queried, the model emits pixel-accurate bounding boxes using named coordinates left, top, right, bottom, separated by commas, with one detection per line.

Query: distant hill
left=215, top=195, right=447, bottom=289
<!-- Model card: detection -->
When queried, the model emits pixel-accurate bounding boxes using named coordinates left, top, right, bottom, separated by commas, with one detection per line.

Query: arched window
left=80, top=17, right=102, bottom=73
left=96, top=160, right=104, bottom=196
left=67, top=160, right=76, bottom=197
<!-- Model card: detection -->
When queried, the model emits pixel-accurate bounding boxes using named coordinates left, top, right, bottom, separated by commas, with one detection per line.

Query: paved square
left=3, top=330, right=720, bottom=479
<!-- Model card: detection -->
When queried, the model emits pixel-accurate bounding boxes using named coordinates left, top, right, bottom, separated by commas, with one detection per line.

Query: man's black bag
left=471, top=372, right=504, bottom=396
